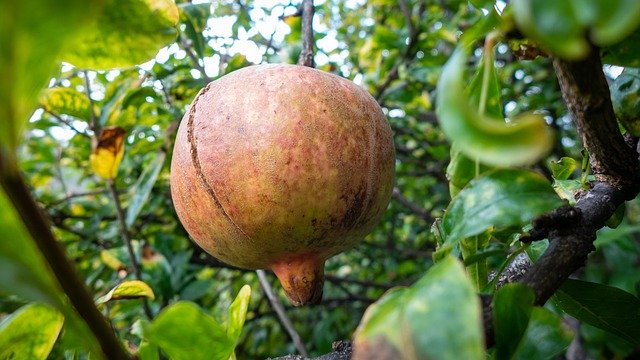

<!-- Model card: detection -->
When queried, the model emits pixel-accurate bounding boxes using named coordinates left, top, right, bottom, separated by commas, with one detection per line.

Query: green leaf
left=446, top=144, right=492, bottom=197
left=225, top=54, right=251, bottom=74
left=0, top=303, right=64, bottom=360
left=404, top=256, right=484, bottom=359
left=512, top=0, right=589, bottom=60
left=0, top=187, right=101, bottom=355
left=126, top=152, right=167, bottom=227
left=39, top=87, right=92, bottom=121
left=138, top=341, right=160, bottom=360
left=468, top=0, right=495, bottom=10
left=553, top=279, right=640, bottom=345
left=226, top=285, right=251, bottom=345
left=493, top=284, right=535, bottom=360
left=512, top=0, right=640, bottom=60
left=512, top=307, right=574, bottom=359
left=353, top=287, right=407, bottom=354
left=96, top=280, right=155, bottom=305
left=0, top=189, right=61, bottom=306
left=436, top=47, right=554, bottom=167
left=602, top=30, right=640, bottom=67
left=0, top=0, right=98, bottom=152
left=460, top=7, right=502, bottom=46
left=99, top=77, right=141, bottom=127
left=460, top=232, right=491, bottom=290
left=179, top=3, right=211, bottom=59
left=611, top=67, right=640, bottom=136
left=63, top=0, right=179, bottom=70
left=526, top=239, right=549, bottom=262
left=144, top=301, right=233, bottom=360
left=354, top=257, right=484, bottom=360
left=552, top=179, right=582, bottom=205
left=443, top=169, right=563, bottom=245
left=466, top=50, right=503, bottom=119
left=549, top=157, right=577, bottom=180
left=605, top=203, right=626, bottom=229
left=589, top=0, right=640, bottom=45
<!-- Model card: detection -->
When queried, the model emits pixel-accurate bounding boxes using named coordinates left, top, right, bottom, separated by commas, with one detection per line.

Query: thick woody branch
left=520, top=47, right=640, bottom=306
left=552, top=48, right=640, bottom=190
left=482, top=46, right=640, bottom=346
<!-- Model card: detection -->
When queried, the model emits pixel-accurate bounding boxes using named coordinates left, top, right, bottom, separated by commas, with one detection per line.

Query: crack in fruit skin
left=170, top=64, right=395, bottom=305
left=186, top=82, right=253, bottom=242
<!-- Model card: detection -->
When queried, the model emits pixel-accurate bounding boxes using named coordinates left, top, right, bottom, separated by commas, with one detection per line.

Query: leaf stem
left=478, top=32, right=499, bottom=116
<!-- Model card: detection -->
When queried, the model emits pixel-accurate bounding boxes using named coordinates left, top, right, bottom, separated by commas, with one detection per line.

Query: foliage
left=1, top=0, right=640, bottom=359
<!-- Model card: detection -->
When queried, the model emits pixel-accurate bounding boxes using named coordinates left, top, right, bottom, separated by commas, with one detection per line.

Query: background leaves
left=2, top=0, right=640, bottom=358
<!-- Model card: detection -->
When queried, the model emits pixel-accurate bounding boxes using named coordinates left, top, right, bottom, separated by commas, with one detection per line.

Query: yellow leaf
left=96, top=280, right=155, bottom=305
left=90, top=126, right=126, bottom=179
left=100, top=250, right=125, bottom=271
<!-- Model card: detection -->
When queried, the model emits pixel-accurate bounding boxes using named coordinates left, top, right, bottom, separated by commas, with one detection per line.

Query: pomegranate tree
left=170, top=64, right=395, bottom=305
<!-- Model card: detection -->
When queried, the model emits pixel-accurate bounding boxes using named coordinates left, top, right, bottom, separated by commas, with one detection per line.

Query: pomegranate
left=170, top=64, right=395, bottom=305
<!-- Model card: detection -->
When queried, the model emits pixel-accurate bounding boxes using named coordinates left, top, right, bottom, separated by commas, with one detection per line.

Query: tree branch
left=521, top=47, right=640, bottom=305
left=106, top=180, right=154, bottom=319
left=83, top=71, right=100, bottom=135
left=297, top=0, right=315, bottom=68
left=256, top=270, right=309, bottom=357
left=178, top=34, right=212, bottom=82
left=0, top=155, right=129, bottom=360
left=552, top=48, right=640, bottom=190
left=392, top=187, right=434, bottom=222
left=481, top=45, right=640, bottom=347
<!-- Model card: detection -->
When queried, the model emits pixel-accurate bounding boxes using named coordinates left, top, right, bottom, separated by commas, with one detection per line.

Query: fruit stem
left=271, top=253, right=325, bottom=306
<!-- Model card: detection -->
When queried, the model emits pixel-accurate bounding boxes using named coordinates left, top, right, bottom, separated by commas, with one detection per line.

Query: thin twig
left=83, top=71, right=99, bottom=135
left=106, top=180, right=154, bottom=319
left=325, top=275, right=393, bottom=290
left=47, top=189, right=111, bottom=207
left=392, top=187, right=433, bottom=222
left=256, top=269, right=309, bottom=357
left=45, top=110, right=91, bottom=139
left=297, top=0, right=315, bottom=67
left=0, top=155, right=129, bottom=360
left=178, top=34, right=212, bottom=82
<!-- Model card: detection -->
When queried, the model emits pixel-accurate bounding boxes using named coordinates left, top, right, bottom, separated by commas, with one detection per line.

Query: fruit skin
left=170, top=64, right=395, bottom=305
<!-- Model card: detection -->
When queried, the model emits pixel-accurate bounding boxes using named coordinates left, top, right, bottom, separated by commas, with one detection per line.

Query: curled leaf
left=513, top=0, right=640, bottom=60
left=90, top=126, right=125, bottom=179
left=226, top=285, right=251, bottom=344
left=97, top=280, right=155, bottom=304
left=436, top=47, right=554, bottom=167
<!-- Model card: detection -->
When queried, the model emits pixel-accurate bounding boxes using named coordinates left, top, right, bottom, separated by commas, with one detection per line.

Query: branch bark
left=0, top=156, right=129, bottom=360
left=257, top=269, right=309, bottom=357
left=482, top=46, right=640, bottom=346
left=297, top=0, right=315, bottom=68
left=521, top=47, right=640, bottom=305
left=106, top=179, right=154, bottom=319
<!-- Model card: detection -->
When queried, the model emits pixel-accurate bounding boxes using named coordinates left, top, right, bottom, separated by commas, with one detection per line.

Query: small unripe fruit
left=170, top=64, right=395, bottom=305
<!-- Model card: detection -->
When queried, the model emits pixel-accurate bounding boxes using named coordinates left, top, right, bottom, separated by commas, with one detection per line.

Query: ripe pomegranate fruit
left=170, top=64, right=395, bottom=305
